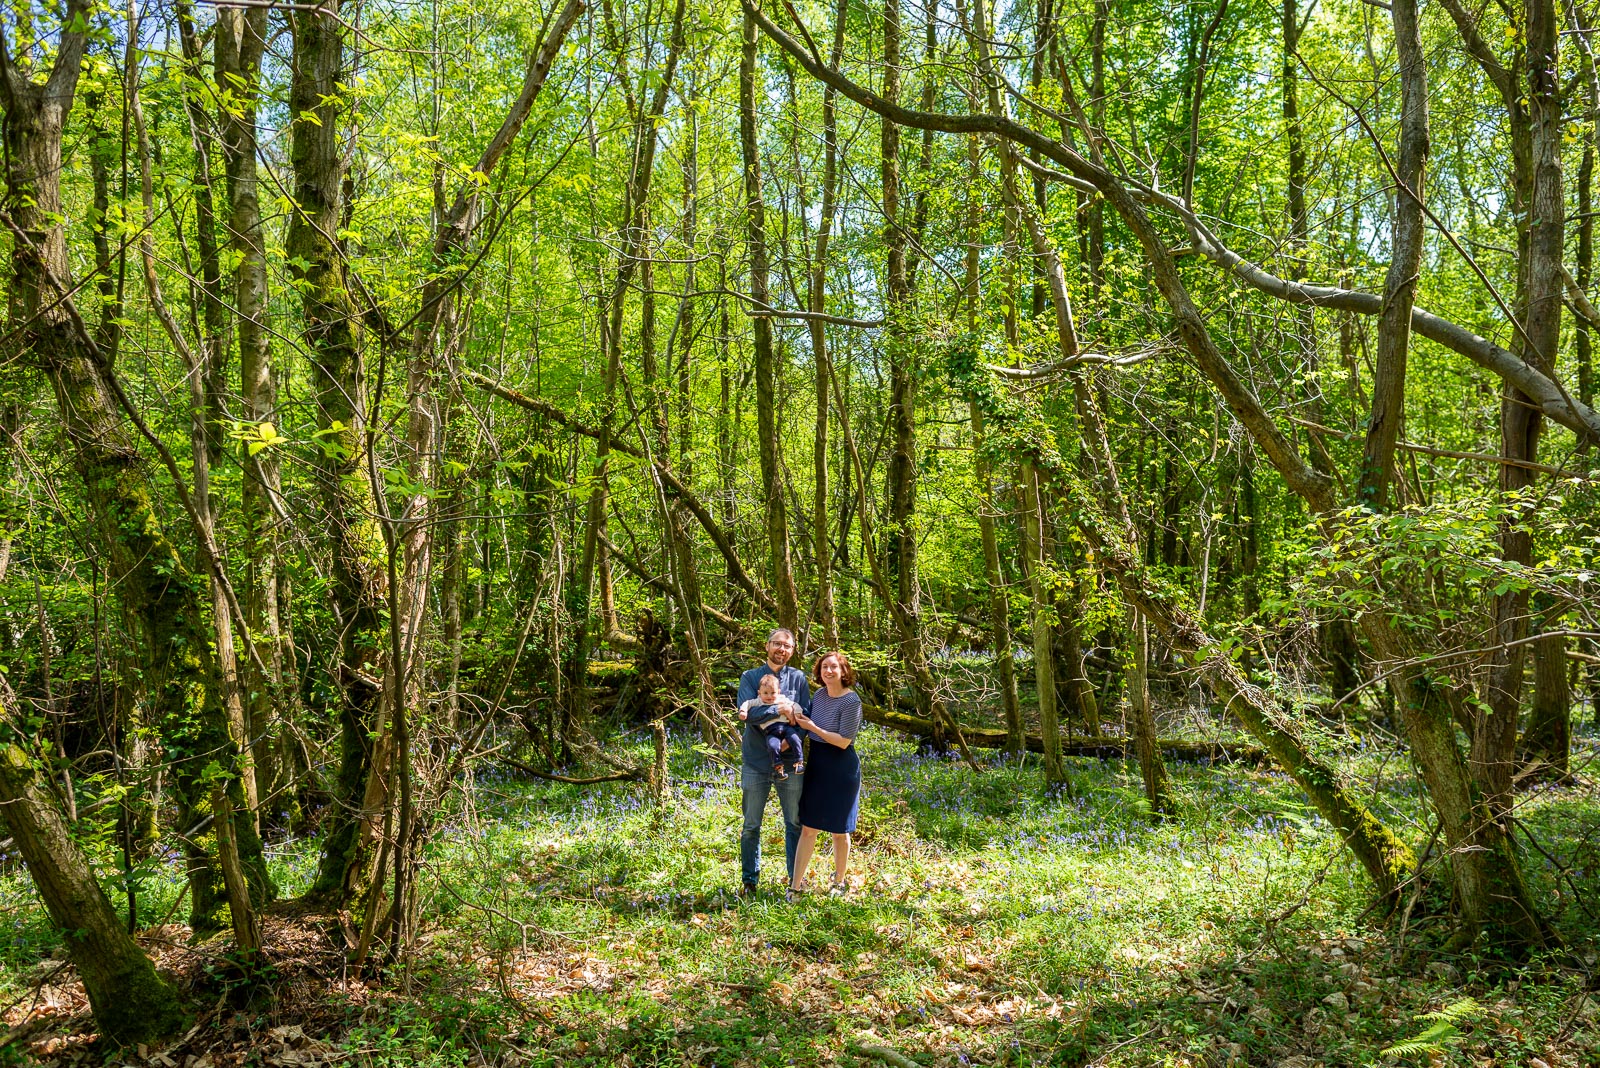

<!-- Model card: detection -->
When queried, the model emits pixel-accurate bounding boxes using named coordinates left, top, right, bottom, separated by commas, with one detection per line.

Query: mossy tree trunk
left=287, top=0, right=390, bottom=905
left=217, top=0, right=300, bottom=813
left=1, top=679, right=187, bottom=1044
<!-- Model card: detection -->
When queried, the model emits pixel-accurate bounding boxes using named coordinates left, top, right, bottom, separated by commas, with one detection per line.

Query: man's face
left=765, top=633, right=794, bottom=667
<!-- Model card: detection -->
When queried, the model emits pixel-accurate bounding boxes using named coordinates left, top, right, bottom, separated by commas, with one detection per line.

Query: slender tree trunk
left=972, top=407, right=1023, bottom=752
left=717, top=290, right=739, bottom=612
left=742, top=7, right=801, bottom=631
left=882, top=0, right=924, bottom=682
left=1127, top=610, right=1173, bottom=815
left=1481, top=0, right=1562, bottom=819
left=0, top=678, right=187, bottom=1045
left=677, top=85, right=699, bottom=477
left=1020, top=460, right=1062, bottom=780
left=1357, top=0, right=1428, bottom=508
left=218, top=0, right=296, bottom=815
left=153, top=3, right=259, bottom=829
left=1578, top=1, right=1597, bottom=410
left=1084, top=0, right=1107, bottom=293
left=664, top=70, right=718, bottom=736
left=808, top=0, right=849, bottom=650
left=963, top=132, right=1023, bottom=752
left=966, top=0, right=1063, bottom=779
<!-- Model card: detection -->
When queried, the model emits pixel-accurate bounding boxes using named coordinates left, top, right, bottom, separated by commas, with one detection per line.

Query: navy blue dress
left=798, top=690, right=864, bottom=833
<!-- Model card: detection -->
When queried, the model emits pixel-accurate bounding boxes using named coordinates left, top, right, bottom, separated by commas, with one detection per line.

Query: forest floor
left=3, top=720, right=1599, bottom=1068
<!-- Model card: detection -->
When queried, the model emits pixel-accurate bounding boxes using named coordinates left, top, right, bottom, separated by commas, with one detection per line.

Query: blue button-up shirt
left=736, top=663, right=812, bottom=770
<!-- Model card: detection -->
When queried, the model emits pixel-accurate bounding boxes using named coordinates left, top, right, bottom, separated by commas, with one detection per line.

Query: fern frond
left=1418, top=997, right=1482, bottom=1024
left=1380, top=1021, right=1463, bottom=1058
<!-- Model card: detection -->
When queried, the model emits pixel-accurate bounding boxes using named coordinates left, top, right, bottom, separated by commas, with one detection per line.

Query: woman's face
left=820, top=655, right=843, bottom=685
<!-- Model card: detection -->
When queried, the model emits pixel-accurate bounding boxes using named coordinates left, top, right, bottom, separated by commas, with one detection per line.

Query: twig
left=0, top=1011, right=54, bottom=1050
left=1087, top=1025, right=1158, bottom=1066
left=1284, top=414, right=1596, bottom=480
left=501, top=756, right=646, bottom=785
left=847, top=1042, right=922, bottom=1068
left=1512, top=818, right=1598, bottom=922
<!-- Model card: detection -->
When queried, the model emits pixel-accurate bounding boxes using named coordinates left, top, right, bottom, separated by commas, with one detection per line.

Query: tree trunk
left=156, top=4, right=257, bottom=828
left=638, top=229, right=719, bottom=739
left=971, top=406, right=1023, bottom=752
left=965, top=0, right=1064, bottom=779
left=1356, top=0, right=1428, bottom=509
left=1479, top=0, right=1562, bottom=822
left=217, top=0, right=296, bottom=815
left=1578, top=0, right=1597, bottom=411
left=882, top=0, right=923, bottom=680
left=1128, top=610, right=1174, bottom=815
left=807, top=0, right=849, bottom=650
left=0, top=680, right=187, bottom=1045
left=963, top=129, right=1023, bottom=752
left=1522, top=600, right=1570, bottom=775
left=288, top=0, right=390, bottom=905
left=1020, top=461, right=1063, bottom=781
left=740, top=11, right=800, bottom=633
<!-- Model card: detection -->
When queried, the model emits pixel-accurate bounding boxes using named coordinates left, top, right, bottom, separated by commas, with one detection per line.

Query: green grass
left=2, top=726, right=1598, bottom=1067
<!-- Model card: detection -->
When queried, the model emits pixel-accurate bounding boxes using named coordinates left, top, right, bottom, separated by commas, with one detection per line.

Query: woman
left=787, top=651, right=864, bottom=900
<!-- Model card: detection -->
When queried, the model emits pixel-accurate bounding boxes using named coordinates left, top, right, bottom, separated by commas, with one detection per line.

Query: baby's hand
left=738, top=708, right=749, bottom=720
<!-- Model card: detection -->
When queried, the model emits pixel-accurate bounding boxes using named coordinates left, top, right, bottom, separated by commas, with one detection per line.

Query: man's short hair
left=766, top=627, right=796, bottom=645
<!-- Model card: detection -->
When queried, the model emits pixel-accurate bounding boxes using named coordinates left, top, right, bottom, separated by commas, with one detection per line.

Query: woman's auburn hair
left=812, top=650, right=856, bottom=688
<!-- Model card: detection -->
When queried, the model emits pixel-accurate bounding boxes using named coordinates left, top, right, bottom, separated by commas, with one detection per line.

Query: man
left=736, top=627, right=811, bottom=894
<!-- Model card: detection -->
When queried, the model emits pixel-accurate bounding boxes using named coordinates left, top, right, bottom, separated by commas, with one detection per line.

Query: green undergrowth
left=337, top=727, right=1600, bottom=1067
left=2, top=726, right=1598, bottom=1067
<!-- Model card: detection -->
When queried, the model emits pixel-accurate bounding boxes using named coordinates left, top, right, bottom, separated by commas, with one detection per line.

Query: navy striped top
left=807, top=689, right=863, bottom=745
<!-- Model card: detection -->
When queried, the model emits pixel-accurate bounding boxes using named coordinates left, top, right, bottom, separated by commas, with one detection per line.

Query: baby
left=738, top=673, right=807, bottom=779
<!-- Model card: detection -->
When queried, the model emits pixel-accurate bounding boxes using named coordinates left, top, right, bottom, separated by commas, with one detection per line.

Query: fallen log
left=862, top=704, right=1267, bottom=765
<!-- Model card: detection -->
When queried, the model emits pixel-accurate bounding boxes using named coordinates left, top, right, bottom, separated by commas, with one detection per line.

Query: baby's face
left=758, top=679, right=779, bottom=702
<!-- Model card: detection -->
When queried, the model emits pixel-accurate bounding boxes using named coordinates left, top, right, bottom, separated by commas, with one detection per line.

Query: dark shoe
left=739, top=882, right=759, bottom=898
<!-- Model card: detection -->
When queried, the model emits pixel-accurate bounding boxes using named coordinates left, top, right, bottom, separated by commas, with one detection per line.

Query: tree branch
left=464, top=370, right=777, bottom=612
left=1436, top=0, right=1517, bottom=107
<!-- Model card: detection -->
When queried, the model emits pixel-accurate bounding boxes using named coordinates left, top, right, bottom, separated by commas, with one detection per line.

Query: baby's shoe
left=773, top=763, right=789, bottom=780
left=792, top=761, right=806, bottom=776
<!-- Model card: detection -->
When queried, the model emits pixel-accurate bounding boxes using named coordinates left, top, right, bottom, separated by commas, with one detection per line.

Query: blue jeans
left=740, top=762, right=804, bottom=886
